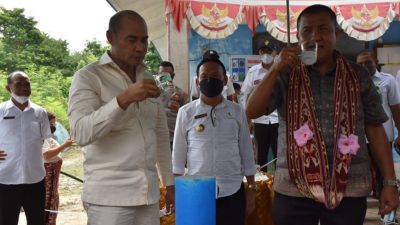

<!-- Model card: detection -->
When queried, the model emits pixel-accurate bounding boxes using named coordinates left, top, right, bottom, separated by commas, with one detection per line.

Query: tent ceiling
left=107, top=0, right=167, bottom=59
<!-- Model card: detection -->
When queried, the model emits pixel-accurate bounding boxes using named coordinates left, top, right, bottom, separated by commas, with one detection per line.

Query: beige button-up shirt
left=68, top=52, right=174, bottom=206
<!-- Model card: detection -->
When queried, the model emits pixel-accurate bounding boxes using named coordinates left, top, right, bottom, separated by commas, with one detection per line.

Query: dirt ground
left=18, top=147, right=399, bottom=225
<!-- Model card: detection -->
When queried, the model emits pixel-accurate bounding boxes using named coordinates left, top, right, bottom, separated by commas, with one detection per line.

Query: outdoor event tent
left=107, top=0, right=400, bottom=91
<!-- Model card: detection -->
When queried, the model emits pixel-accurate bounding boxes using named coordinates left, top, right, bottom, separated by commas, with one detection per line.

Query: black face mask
left=199, top=77, right=224, bottom=98
left=50, top=125, right=56, bottom=134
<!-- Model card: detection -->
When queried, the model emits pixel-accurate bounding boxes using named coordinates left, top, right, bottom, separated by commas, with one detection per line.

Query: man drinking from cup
left=245, top=4, right=399, bottom=225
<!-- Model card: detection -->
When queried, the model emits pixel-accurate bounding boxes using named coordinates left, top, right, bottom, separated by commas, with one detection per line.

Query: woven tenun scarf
left=287, top=51, right=359, bottom=209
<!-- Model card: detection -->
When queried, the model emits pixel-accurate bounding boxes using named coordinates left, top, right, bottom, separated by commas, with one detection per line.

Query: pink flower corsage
left=293, top=123, right=314, bottom=147
left=338, top=134, right=360, bottom=155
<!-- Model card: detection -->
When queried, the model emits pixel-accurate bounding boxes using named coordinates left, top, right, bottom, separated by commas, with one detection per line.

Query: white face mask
left=11, top=92, right=29, bottom=104
left=301, top=50, right=317, bottom=65
left=261, top=54, right=274, bottom=64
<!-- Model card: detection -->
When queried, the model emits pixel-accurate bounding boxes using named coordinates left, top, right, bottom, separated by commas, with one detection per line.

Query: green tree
left=144, top=42, right=161, bottom=74
left=0, top=7, right=163, bottom=129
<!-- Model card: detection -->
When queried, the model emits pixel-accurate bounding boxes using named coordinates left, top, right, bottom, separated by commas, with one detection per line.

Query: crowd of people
left=0, top=4, right=399, bottom=225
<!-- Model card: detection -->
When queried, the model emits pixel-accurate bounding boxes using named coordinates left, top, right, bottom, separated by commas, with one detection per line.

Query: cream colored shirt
left=68, top=52, right=174, bottom=206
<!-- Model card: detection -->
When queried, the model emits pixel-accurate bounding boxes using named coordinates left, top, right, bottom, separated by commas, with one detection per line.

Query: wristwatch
left=247, top=184, right=257, bottom=192
left=383, top=179, right=400, bottom=189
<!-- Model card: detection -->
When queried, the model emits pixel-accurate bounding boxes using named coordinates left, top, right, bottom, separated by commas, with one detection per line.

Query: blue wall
left=189, top=24, right=253, bottom=81
left=368, top=21, right=400, bottom=48
left=189, top=21, right=400, bottom=82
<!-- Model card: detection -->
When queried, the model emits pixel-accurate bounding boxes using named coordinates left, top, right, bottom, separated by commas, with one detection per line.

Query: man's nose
left=310, top=30, right=322, bottom=41
left=135, top=42, right=146, bottom=52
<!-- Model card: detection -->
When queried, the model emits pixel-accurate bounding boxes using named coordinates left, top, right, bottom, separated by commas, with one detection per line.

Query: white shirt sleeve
left=226, top=77, right=235, bottom=96
left=40, top=109, right=52, bottom=140
left=237, top=108, right=256, bottom=176
left=68, top=71, right=125, bottom=147
left=240, top=69, right=255, bottom=107
left=172, top=108, right=188, bottom=175
left=387, top=75, right=400, bottom=106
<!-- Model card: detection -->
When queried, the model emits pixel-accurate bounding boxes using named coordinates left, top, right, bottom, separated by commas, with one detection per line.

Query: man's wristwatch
left=383, top=179, right=400, bottom=189
left=247, top=184, right=257, bottom=192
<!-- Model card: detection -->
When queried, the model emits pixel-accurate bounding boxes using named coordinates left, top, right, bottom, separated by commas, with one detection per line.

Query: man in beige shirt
left=68, top=10, right=174, bottom=225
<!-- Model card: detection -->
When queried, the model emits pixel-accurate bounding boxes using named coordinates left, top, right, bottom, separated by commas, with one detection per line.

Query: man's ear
left=106, top=30, right=114, bottom=45
left=195, top=77, right=199, bottom=87
left=5, top=85, right=11, bottom=93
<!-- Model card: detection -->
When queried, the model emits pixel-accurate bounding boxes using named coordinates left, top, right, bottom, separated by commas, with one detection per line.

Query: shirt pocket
left=0, top=119, right=16, bottom=141
left=218, top=113, right=239, bottom=142
left=27, top=121, right=42, bottom=142
left=187, top=118, right=212, bottom=162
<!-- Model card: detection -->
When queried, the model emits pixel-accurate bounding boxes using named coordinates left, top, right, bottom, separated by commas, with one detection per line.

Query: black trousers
left=254, top=122, right=278, bottom=171
left=272, top=193, right=367, bottom=225
left=217, top=183, right=245, bottom=225
left=0, top=179, right=45, bottom=225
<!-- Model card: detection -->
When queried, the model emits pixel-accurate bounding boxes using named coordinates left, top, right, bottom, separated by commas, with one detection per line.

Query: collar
left=197, top=96, right=228, bottom=109
left=308, top=62, right=337, bottom=77
left=98, top=51, right=147, bottom=74
left=5, top=99, right=32, bottom=111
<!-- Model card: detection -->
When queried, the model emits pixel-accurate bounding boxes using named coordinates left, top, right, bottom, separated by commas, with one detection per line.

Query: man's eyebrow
left=127, top=34, right=148, bottom=39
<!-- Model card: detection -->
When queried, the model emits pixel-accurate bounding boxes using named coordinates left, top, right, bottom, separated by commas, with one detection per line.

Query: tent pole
left=286, top=0, right=291, bottom=45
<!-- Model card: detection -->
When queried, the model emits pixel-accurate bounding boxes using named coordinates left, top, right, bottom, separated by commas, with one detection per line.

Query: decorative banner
left=242, top=5, right=264, bottom=35
left=335, top=3, right=397, bottom=41
left=166, top=0, right=400, bottom=41
left=186, top=1, right=243, bottom=39
left=165, top=0, right=189, bottom=32
left=261, top=5, right=307, bottom=43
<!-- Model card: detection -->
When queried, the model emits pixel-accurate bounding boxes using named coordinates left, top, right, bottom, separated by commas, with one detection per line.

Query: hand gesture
left=0, top=150, right=6, bottom=161
left=62, top=139, right=74, bottom=148
left=165, top=185, right=175, bottom=214
left=118, top=79, right=161, bottom=109
left=127, top=79, right=161, bottom=102
left=272, top=46, right=300, bottom=72
left=245, top=188, right=256, bottom=216
left=378, top=186, right=399, bottom=215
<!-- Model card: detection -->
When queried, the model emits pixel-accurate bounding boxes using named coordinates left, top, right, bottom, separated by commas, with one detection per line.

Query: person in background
left=68, top=10, right=174, bottom=225
left=42, top=111, right=74, bottom=225
left=246, top=4, right=398, bottom=225
left=356, top=50, right=400, bottom=198
left=241, top=40, right=279, bottom=172
left=191, top=50, right=237, bottom=102
left=233, top=82, right=243, bottom=106
left=158, top=61, right=189, bottom=149
left=0, top=71, right=52, bottom=225
left=173, top=50, right=257, bottom=225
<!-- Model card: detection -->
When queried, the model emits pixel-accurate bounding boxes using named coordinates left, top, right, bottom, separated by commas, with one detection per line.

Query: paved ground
left=364, top=162, right=400, bottom=225
left=18, top=161, right=400, bottom=225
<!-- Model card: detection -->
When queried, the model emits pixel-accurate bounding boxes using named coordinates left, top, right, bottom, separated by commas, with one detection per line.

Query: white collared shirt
left=372, top=70, right=400, bottom=141
left=68, top=52, right=174, bottom=206
left=241, top=63, right=279, bottom=124
left=0, top=100, right=51, bottom=184
left=173, top=98, right=256, bottom=198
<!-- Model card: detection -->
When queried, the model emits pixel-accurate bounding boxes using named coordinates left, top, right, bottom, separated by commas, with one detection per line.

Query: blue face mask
left=199, top=77, right=224, bottom=98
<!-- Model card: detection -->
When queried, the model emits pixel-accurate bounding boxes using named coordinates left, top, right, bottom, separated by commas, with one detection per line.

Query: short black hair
left=233, top=82, right=241, bottom=91
left=357, top=49, right=375, bottom=58
left=108, top=10, right=145, bottom=34
left=296, top=4, right=337, bottom=31
left=7, top=71, right=28, bottom=85
left=47, top=111, right=56, bottom=121
left=160, top=61, right=174, bottom=71
left=196, top=50, right=226, bottom=77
